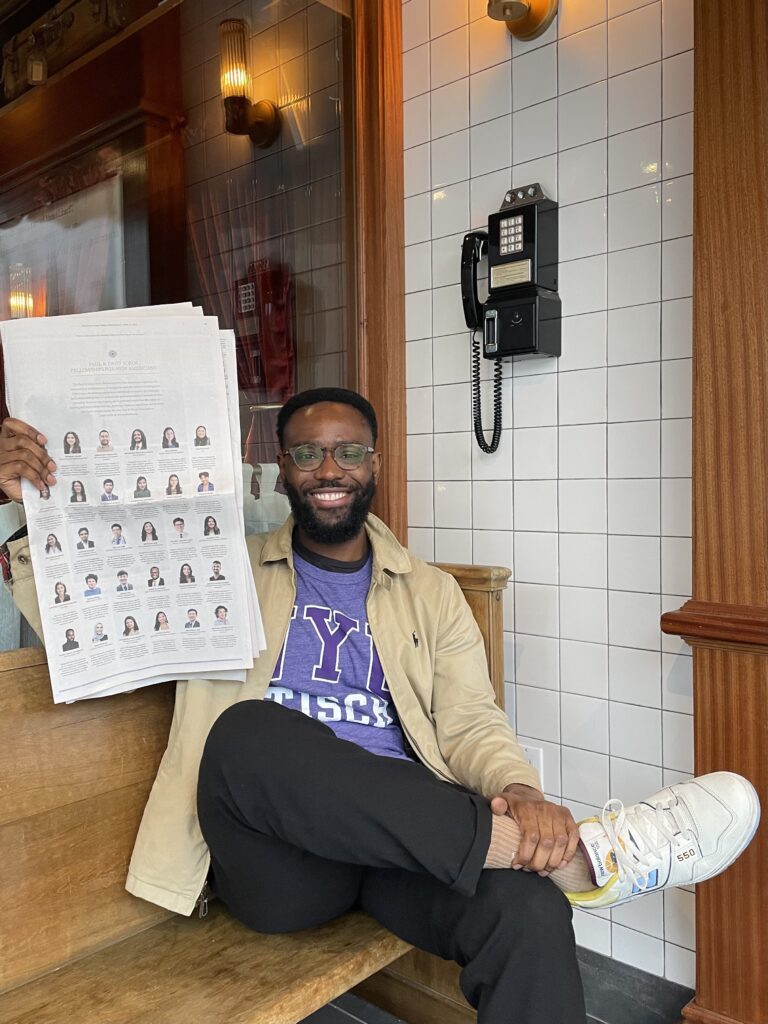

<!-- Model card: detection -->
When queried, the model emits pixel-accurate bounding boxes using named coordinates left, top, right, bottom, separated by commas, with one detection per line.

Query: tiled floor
left=302, top=992, right=602, bottom=1024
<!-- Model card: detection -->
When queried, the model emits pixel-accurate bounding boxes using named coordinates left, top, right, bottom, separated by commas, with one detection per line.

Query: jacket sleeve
left=430, top=572, right=543, bottom=799
left=6, top=536, right=44, bottom=641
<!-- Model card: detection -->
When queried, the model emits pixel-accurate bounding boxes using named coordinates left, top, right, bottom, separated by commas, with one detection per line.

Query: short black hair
left=277, top=388, right=378, bottom=448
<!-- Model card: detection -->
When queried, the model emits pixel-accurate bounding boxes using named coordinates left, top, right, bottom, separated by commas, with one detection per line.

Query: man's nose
left=314, top=449, right=341, bottom=479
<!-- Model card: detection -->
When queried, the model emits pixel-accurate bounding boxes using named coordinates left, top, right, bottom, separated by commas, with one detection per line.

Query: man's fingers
left=511, top=808, right=541, bottom=869
left=539, top=827, right=570, bottom=875
left=1, top=417, right=47, bottom=446
left=559, top=818, right=582, bottom=868
left=0, top=432, right=56, bottom=481
left=1, top=443, right=55, bottom=484
left=528, top=824, right=558, bottom=874
left=490, top=796, right=508, bottom=816
left=0, top=451, right=54, bottom=492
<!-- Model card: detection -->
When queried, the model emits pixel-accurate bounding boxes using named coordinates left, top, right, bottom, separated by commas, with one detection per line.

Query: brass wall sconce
left=218, top=18, right=280, bottom=148
left=487, top=0, right=558, bottom=40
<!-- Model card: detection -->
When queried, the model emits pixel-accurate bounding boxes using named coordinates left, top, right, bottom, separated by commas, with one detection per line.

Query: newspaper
left=1, top=304, right=265, bottom=703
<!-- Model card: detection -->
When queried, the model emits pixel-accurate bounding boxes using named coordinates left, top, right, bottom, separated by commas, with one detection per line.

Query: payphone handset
left=460, top=185, right=561, bottom=453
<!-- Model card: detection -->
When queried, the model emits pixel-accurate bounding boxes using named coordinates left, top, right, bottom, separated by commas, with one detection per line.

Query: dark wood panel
left=354, top=0, right=406, bottom=544
left=0, top=7, right=183, bottom=188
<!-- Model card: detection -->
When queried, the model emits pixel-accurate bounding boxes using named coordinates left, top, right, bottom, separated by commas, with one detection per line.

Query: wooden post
left=660, top=4, right=768, bottom=1023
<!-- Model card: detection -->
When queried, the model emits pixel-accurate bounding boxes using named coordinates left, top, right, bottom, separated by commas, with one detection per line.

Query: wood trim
left=354, top=959, right=475, bottom=1024
left=661, top=600, right=768, bottom=651
left=682, top=3, right=768, bottom=1023
left=433, top=563, right=511, bottom=592
left=354, top=0, right=407, bottom=544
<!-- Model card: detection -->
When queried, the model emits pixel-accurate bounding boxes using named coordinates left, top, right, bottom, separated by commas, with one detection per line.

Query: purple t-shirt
left=264, top=549, right=412, bottom=760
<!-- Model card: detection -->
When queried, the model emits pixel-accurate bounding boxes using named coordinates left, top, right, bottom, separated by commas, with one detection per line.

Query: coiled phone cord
left=471, top=330, right=503, bottom=454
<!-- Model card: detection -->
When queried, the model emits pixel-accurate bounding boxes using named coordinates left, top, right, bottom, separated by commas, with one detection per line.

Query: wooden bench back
left=0, top=562, right=510, bottom=996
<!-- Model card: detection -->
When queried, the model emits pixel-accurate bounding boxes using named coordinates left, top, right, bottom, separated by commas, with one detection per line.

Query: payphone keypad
left=499, top=214, right=524, bottom=256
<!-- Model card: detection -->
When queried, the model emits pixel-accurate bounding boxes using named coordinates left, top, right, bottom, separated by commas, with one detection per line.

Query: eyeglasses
left=282, top=442, right=375, bottom=472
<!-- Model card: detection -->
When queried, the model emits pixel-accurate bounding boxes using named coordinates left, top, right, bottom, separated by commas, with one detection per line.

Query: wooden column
left=660, top=4, right=768, bottom=1023
left=354, top=0, right=407, bottom=544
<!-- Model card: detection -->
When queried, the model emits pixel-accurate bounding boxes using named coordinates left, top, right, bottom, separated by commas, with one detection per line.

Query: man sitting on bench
left=0, top=388, right=760, bottom=1024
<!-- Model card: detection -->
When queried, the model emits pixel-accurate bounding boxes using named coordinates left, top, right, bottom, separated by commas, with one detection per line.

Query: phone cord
left=471, top=330, right=503, bottom=454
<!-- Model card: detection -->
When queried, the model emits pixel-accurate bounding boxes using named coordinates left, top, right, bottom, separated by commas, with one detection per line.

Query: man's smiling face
left=278, top=402, right=381, bottom=547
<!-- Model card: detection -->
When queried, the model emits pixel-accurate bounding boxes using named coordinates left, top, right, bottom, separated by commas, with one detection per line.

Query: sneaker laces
left=601, top=798, right=692, bottom=891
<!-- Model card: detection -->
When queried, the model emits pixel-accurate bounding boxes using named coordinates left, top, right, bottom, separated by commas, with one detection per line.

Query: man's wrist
left=503, top=783, right=545, bottom=800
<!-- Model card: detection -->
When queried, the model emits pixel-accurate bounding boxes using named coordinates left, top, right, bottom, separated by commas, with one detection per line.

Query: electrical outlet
left=521, top=744, right=544, bottom=789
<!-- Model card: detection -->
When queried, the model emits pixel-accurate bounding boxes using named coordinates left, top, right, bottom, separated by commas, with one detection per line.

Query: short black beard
left=284, top=476, right=376, bottom=545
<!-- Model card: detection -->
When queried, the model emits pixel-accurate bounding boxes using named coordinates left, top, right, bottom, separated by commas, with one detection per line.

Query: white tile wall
left=402, top=0, right=693, bottom=979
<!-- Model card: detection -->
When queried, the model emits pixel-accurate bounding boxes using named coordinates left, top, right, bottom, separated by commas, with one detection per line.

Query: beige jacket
left=9, top=514, right=540, bottom=916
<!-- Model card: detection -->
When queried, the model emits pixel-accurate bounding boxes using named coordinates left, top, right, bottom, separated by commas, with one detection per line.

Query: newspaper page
left=1, top=307, right=263, bottom=703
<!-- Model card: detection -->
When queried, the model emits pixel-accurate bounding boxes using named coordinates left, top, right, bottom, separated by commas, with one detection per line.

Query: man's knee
left=201, top=700, right=337, bottom=795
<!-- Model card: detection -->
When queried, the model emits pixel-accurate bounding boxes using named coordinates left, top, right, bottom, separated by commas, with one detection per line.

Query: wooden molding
left=683, top=1002, right=758, bottom=1024
left=661, top=600, right=768, bottom=654
left=354, top=0, right=406, bottom=544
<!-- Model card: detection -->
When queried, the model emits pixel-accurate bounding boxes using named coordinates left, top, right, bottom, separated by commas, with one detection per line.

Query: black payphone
left=461, top=183, right=561, bottom=452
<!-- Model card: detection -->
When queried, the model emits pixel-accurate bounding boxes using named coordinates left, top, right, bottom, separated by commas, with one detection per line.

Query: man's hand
left=0, top=418, right=56, bottom=502
left=491, top=783, right=581, bottom=877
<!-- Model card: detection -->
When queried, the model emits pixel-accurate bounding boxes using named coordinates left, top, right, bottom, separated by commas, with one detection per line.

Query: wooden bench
left=0, top=563, right=511, bottom=1024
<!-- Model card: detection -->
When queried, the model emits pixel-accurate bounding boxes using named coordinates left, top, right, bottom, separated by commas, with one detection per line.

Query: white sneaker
left=566, top=772, right=760, bottom=910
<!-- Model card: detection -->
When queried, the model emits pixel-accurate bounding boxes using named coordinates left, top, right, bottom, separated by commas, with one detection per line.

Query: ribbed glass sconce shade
left=219, top=19, right=250, bottom=100
left=9, top=264, right=33, bottom=319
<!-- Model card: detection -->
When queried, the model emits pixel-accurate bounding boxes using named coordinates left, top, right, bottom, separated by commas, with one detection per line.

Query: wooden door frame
left=353, top=0, right=407, bottom=544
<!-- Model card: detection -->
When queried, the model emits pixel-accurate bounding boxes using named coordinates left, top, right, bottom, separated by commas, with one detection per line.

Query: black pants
left=197, top=701, right=586, bottom=1024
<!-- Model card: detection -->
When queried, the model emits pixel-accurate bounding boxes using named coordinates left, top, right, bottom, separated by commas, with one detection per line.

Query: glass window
left=0, top=0, right=358, bottom=648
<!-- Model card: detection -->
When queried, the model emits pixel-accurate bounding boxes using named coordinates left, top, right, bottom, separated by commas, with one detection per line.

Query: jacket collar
left=260, top=513, right=412, bottom=584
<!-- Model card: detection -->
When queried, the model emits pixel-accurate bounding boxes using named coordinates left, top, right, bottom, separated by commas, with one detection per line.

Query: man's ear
left=372, top=451, right=383, bottom=483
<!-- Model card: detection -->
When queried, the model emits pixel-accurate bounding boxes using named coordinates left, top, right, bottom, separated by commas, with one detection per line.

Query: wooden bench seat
left=0, top=563, right=510, bottom=1024
left=1, top=906, right=409, bottom=1024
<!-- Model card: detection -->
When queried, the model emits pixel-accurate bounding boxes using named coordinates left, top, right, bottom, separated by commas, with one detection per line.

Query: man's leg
left=198, top=699, right=586, bottom=1024
left=197, top=700, right=492, bottom=929
left=360, top=867, right=587, bottom=1024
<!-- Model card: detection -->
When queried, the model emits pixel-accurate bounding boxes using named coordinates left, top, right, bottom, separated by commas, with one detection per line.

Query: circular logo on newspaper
left=108, top=350, right=117, bottom=358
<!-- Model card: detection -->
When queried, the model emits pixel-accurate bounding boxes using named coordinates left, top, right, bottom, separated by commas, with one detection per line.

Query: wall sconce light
left=487, top=0, right=558, bottom=40
left=9, top=264, right=33, bottom=319
left=218, top=19, right=280, bottom=148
